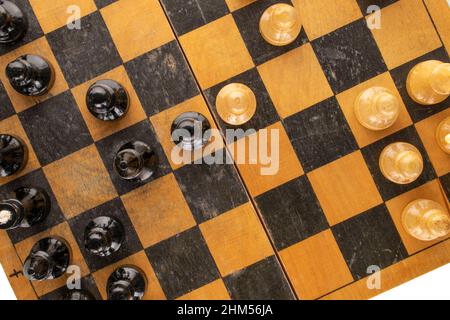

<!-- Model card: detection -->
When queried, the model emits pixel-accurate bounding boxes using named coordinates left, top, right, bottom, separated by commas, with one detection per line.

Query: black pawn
left=23, top=237, right=71, bottom=281
left=0, top=134, right=28, bottom=177
left=84, top=216, right=124, bottom=257
left=62, top=289, right=95, bottom=301
left=107, top=266, right=146, bottom=301
left=0, top=0, right=28, bottom=44
left=114, top=141, right=158, bottom=182
left=171, top=112, right=211, bottom=151
left=6, top=54, right=54, bottom=96
left=86, top=80, right=129, bottom=121
left=0, top=186, right=50, bottom=230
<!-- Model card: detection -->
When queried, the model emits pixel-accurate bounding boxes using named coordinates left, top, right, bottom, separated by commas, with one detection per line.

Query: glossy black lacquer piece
left=0, top=134, right=27, bottom=177
left=62, top=289, right=95, bottom=301
left=86, top=79, right=129, bottom=121
left=23, top=237, right=70, bottom=281
left=0, top=0, right=28, bottom=44
left=84, top=216, right=124, bottom=257
left=107, top=266, right=147, bottom=300
left=5, top=54, right=54, bottom=96
left=0, top=186, right=50, bottom=230
left=171, top=112, right=211, bottom=151
left=114, top=141, right=158, bottom=182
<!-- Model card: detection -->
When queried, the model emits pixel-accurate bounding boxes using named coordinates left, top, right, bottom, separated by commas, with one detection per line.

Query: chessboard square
left=386, top=180, right=450, bottom=255
left=308, top=151, right=383, bottom=226
left=311, top=18, right=387, bottom=94
left=283, top=97, right=358, bottom=172
left=43, top=145, right=118, bottom=218
left=255, top=176, right=329, bottom=251
left=200, top=202, right=274, bottom=277
left=332, top=204, right=408, bottom=280
left=293, top=0, right=362, bottom=40
left=30, top=0, right=97, bottom=33
left=0, top=37, right=69, bottom=112
left=46, top=12, right=122, bottom=87
left=71, top=65, right=147, bottom=141
left=424, top=0, right=450, bottom=54
left=179, top=14, right=254, bottom=89
left=40, top=274, right=102, bottom=300
left=369, top=0, right=441, bottom=70
left=18, top=91, right=93, bottom=166
left=125, top=41, right=199, bottom=116
left=279, top=229, right=353, bottom=300
left=258, top=43, right=333, bottom=119
left=177, top=279, right=231, bottom=300
left=145, top=227, right=220, bottom=300
left=0, top=82, right=15, bottom=122
left=121, top=173, right=196, bottom=248
left=101, top=0, right=174, bottom=62
left=92, top=251, right=166, bottom=300
left=356, top=0, right=398, bottom=13
left=224, top=0, right=257, bottom=12
left=337, top=72, right=413, bottom=148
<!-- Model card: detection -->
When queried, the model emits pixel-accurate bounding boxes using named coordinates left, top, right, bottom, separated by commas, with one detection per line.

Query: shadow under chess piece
left=260, top=3, right=302, bottom=46
left=6, top=54, right=54, bottom=96
left=62, top=289, right=96, bottom=301
left=171, top=112, right=211, bottom=151
left=114, top=141, right=158, bottom=182
left=84, top=216, right=124, bottom=257
left=402, top=199, right=450, bottom=241
left=107, top=266, right=147, bottom=301
left=86, top=80, right=129, bottom=121
left=407, top=60, right=450, bottom=105
left=0, top=0, right=28, bottom=44
left=0, top=134, right=28, bottom=178
left=436, top=116, right=450, bottom=154
left=379, top=142, right=424, bottom=185
left=354, top=87, right=400, bottom=131
left=216, top=83, right=257, bottom=126
left=23, top=237, right=71, bottom=281
left=0, top=186, right=50, bottom=230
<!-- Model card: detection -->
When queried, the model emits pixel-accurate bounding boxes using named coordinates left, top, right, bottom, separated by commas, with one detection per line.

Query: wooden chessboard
left=0, top=0, right=449, bottom=300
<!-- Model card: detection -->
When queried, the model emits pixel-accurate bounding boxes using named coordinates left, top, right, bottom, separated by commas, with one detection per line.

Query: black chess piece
left=0, top=134, right=28, bottom=177
left=86, top=80, right=129, bottom=121
left=0, top=0, right=28, bottom=44
left=5, top=54, right=54, bottom=96
left=171, top=112, right=211, bottom=151
left=62, top=289, right=95, bottom=301
left=23, top=237, right=70, bottom=281
left=0, top=186, right=50, bottom=230
left=114, top=141, right=158, bottom=182
left=84, top=216, right=124, bottom=257
left=107, top=266, right=146, bottom=300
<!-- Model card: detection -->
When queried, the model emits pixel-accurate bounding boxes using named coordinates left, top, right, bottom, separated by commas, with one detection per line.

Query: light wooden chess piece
left=406, top=60, right=450, bottom=105
left=436, top=116, right=450, bottom=154
left=354, top=87, right=400, bottom=130
left=402, top=199, right=450, bottom=241
left=379, top=142, right=424, bottom=184
left=260, top=3, right=302, bottom=46
left=216, top=83, right=257, bottom=126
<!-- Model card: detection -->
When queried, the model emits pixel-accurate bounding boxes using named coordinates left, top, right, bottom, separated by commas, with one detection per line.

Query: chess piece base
left=260, top=4, right=302, bottom=46
left=84, top=216, right=124, bottom=257
left=114, top=141, right=158, bottom=182
left=107, top=266, right=147, bottom=300
left=86, top=80, right=129, bottom=121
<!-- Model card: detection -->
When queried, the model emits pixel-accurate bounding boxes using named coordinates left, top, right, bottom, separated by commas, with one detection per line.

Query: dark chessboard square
left=0, top=169, right=65, bottom=244
left=39, top=275, right=102, bottom=300
left=145, top=227, right=220, bottom=300
left=95, top=120, right=171, bottom=196
left=332, top=204, right=408, bottom=280
left=46, top=11, right=122, bottom=87
left=312, top=18, right=387, bottom=94
left=18, top=91, right=93, bottom=166
left=94, top=0, right=118, bottom=9
left=439, top=173, right=450, bottom=202
left=125, top=40, right=199, bottom=117
left=361, top=126, right=437, bottom=201
left=224, top=256, right=295, bottom=300
left=283, top=97, right=358, bottom=172
left=255, top=176, right=329, bottom=251
left=356, top=0, right=399, bottom=14
left=0, top=81, right=15, bottom=121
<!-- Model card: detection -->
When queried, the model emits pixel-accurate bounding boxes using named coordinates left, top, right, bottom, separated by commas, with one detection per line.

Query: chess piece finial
left=406, top=60, right=450, bottom=105
left=114, top=141, right=158, bottom=182
left=84, top=216, right=124, bottom=257
left=260, top=3, right=302, bottom=46
left=171, top=112, right=211, bottom=151
left=354, top=87, right=400, bottom=130
left=0, top=134, right=28, bottom=177
left=0, top=0, right=28, bottom=44
left=216, top=83, right=257, bottom=126
left=402, top=199, right=450, bottom=241
left=379, top=142, right=424, bottom=184
left=86, top=80, right=129, bottom=121
left=436, top=116, right=450, bottom=154
left=23, top=237, right=71, bottom=281
left=62, top=289, right=95, bottom=301
left=107, top=266, right=147, bottom=300
left=5, top=54, right=54, bottom=96
left=0, top=186, right=50, bottom=230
